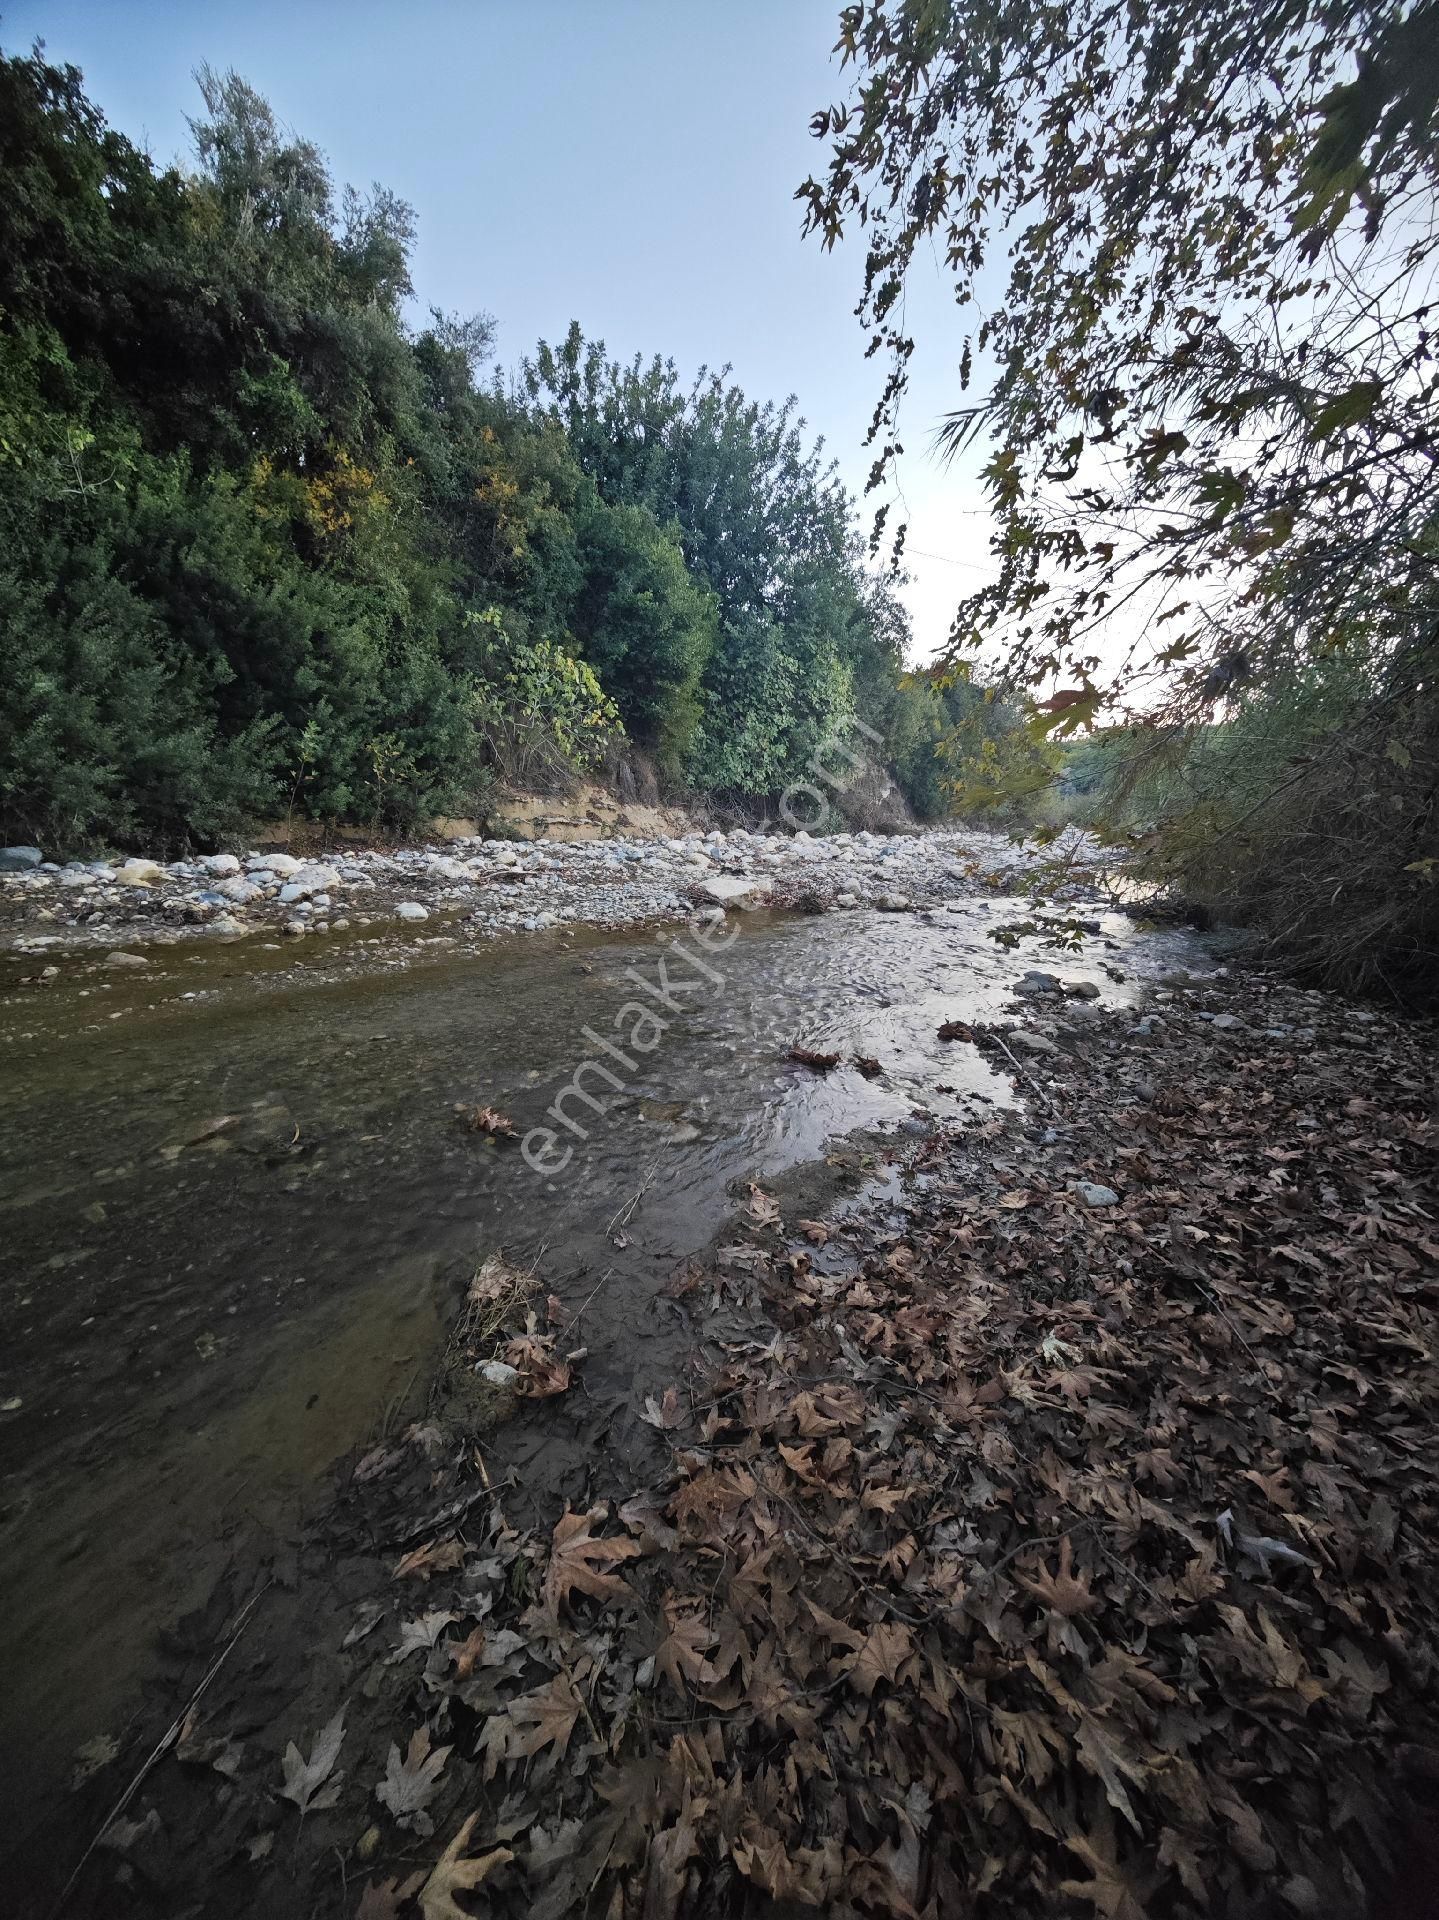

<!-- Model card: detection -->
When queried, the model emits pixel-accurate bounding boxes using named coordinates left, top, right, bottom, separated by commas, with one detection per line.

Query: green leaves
left=1308, top=381, right=1383, bottom=440
left=1031, top=687, right=1102, bottom=739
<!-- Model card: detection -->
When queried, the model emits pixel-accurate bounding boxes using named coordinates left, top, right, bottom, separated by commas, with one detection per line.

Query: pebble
left=1009, top=1030, right=1059, bottom=1055
left=104, top=951, right=149, bottom=969
left=1075, top=1181, right=1120, bottom=1207
left=395, top=902, right=429, bottom=922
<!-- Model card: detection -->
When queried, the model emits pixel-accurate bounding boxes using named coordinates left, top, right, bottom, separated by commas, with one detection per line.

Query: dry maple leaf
left=501, top=1333, right=572, bottom=1398
left=419, top=1814, right=512, bottom=1920
left=376, top=1726, right=451, bottom=1837
left=1018, top=1535, right=1102, bottom=1616
left=937, top=1020, right=975, bottom=1042
left=640, top=1385, right=686, bottom=1429
left=544, top=1508, right=640, bottom=1612
left=641, top=1801, right=700, bottom=1920
left=653, top=1603, right=720, bottom=1698
left=505, top=1672, right=586, bottom=1762
left=460, top=1104, right=516, bottom=1137
left=386, top=1611, right=458, bottom=1666
left=796, top=1219, right=831, bottom=1246
left=392, top=1538, right=465, bottom=1581
left=746, top=1185, right=782, bottom=1227
left=279, top=1704, right=346, bottom=1817
left=854, top=1054, right=883, bottom=1078
left=846, top=1621, right=915, bottom=1697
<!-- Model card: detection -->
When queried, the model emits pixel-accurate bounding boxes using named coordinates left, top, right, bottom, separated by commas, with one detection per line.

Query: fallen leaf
left=544, top=1509, right=640, bottom=1612
left=386, top=1611, right=458, bottom=1666
left=279, top=1705, right=346, bottom=1817
left=419, top=1813, right=513, bottom=1920
left=393, top=1538, right=466, bottom=1581
left=640, top=1385, right=686, bottom=1429
left=376, top=1726, right=452, bottom=1836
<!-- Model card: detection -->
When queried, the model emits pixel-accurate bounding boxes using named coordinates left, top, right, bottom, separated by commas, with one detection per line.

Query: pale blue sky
left=4, top=0, right=998, bottom=656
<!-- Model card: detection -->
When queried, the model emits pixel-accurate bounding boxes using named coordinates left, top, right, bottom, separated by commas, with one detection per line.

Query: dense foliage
left=803, top=0, right=1438, bottom=998
left=0, top=49, right=966, bottom=851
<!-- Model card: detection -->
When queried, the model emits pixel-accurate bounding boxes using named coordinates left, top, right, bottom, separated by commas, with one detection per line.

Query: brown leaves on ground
left=392, top=1538, right=465, bottom=1582
left=937, top=1019, right=975, bottom=1042
left=543, top=1507, right=640, bottom=1612
left=499, top=1331, right=571, bottom=1397
left=416, top=1814, right=511, bottom=1920
left=225, top=970, right=1435, bottom=1920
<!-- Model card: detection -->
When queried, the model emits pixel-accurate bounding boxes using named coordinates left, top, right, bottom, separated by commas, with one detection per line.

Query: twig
left=990, top=1032, right=1059, bottom=1112
left=605, top=1159, right=661, bottom=1237
left=54, top=1583, right=270, bottom=1916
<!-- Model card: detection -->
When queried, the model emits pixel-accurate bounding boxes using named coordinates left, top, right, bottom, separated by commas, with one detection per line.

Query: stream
left=0, top=894, right=1210, bottom=1853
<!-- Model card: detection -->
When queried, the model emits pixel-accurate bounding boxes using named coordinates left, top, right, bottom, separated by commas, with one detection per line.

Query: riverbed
left=0, top=886, right=1214, bottom=1866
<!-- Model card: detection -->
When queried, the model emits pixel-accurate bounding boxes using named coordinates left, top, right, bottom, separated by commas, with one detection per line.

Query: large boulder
left=0, top=847, right=43, bottom=873
left=698, top=874, right=762, bottom=905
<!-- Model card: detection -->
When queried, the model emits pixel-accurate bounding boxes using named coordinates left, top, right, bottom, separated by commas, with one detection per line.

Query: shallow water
left=0, top=897, right=1208, bottom=1844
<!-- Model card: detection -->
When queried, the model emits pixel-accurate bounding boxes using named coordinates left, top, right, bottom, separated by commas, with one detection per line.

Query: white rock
left=699, top=875, right=761, bottom=904
left=201, top=854, right=241, bottom=876
left=480, top=1360, right=520, bottom=1387
left=105, top=951, right=149, bottom=969
left=214, top=877, right=261, bottom=904
left=113, top=860, right=163, bottom=887
left=1009, top=1030, right=1058, bottom=1055
left=395, top=901, right=429, bottom=922
left=1075, top=1181, right=1120, bottom=1207
left=264, top=854, right=302, bottom=878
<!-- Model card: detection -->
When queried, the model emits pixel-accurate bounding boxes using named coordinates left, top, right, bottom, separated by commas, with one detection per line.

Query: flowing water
left=0, top=896, right=1208, bottom=1849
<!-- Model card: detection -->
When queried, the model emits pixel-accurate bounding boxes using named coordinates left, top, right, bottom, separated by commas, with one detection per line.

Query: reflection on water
left=0, top=899, right=1208, bottom=1841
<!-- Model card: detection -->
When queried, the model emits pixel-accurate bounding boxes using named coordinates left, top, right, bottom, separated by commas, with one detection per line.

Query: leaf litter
left=68, top=966, right=1439, bottom=1918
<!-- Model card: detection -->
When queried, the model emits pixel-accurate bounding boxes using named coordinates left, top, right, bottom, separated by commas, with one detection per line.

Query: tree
left=799, top=0, right=1439, bottom=726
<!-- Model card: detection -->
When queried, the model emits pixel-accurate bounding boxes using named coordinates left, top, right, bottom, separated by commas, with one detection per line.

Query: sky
left=4, top=0, right=999, bottom=661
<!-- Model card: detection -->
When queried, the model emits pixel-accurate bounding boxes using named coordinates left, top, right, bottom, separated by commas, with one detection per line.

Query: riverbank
left=20, top=919, right=1436, bottom=1918
left=0, top=825, right=1096, bottom=959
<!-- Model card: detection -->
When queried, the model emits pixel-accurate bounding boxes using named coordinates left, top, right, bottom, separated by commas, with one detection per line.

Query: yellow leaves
left=301, top=446, right=387, bottom=538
